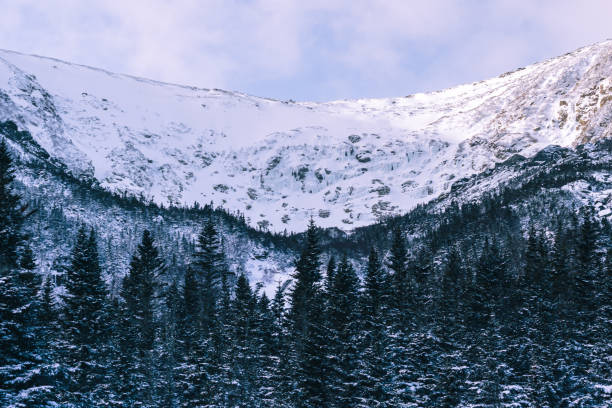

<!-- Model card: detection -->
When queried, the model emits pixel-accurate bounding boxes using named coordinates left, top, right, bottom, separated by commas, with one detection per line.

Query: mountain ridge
left=1, top=40, right=611, bottom=232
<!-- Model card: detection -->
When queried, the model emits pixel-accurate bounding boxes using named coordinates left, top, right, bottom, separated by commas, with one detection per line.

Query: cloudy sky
left=1, top=0, right=610, bottom=101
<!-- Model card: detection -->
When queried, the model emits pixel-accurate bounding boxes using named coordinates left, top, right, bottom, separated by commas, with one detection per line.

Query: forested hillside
left=1, top=132, right=611, bottom=407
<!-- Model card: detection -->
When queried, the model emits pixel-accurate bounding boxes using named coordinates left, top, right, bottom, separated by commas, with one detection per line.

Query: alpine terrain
left=0, top=40, right=611, bottom=232
left=0, top=39, right=610, bottom=407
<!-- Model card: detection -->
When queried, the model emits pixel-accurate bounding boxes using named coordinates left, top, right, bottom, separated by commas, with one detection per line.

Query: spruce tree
left=327, top=255, right=361, bottom=407
left=178, top=266, right=218, bottom=407
left=359, top=248, right=392, bottom=407
left=288, top=219, right=328, bottom=407
left=118, top=229, right=165, bottom=406
left=192, top=219, right=224, bottom=334
left=178, top=221, right=229, bottom=407
left=440, top=246, right=464, bottom=326
left=574, top=206, right=599, bottom=313
left=254, top=292, right=276, bottom=406
left=468, top=237, right=506, bottom=327
left=551, top=222, right=570, bottom=308
left=0, top=138, right=55, bottom=407
left=386, top=227, right=417, bottom=405
left=358, top=249, right=392, bottom=407
left=60, top=226, right=109, bottom=405
left=157, top=281, right=181, bottom=408
left=268, top=280, right=293, bottom=407
left=0, top=138, right=28, bottom=274
left=387, top=226, right=411, bottom=326
left=228, top=274, right=257, bottom=405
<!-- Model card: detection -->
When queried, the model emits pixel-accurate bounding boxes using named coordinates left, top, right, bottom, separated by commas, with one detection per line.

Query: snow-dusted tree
left=326, top=255, right=361, bottom=407
left=116, top=229, right=165, bottom=406
left=0, top=138, right=56, bottom=407
left=358, top=248, right=392, bottom=407
left=59, top=226, right=110, bottom=405
left=288, top=219, right=329, bottom=407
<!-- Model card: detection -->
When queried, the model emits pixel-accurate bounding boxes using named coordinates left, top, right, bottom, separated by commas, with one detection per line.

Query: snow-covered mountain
left=1, top=40, right=611, bottom=232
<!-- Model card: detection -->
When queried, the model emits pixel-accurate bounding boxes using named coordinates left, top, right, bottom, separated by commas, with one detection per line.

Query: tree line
left=1, top=137, right=611, bottom=407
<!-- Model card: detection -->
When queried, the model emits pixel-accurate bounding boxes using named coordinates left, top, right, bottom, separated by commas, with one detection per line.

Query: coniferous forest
left=1, top=132, right=611, bottom=408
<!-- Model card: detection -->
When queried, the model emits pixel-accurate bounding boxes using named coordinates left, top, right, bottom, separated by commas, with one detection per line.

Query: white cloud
left=0, top=0, right=610, bottom=100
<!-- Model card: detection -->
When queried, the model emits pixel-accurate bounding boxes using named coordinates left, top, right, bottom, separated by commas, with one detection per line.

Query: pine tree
left=0, top=138, right=28, bottom=274
left=228, top=273, right=258, bottom=405
left=157, top=281, right=181, bottom=408
left=385, top=227, right=418, bottom=405
left=325, top=255, right=336, bottom=295
left=192, top=219, right=224, bottom=334
left=0, top=138, right=55, bottom=407
left=574, top=206, right=599, bottom=313
left=288, top=219, right=328, bottom=407
left=468, top=237, right=506, bottom=327
left=387, top=226, right=412, bottom=327
left=524, top=224, right=545, bottom=288
left=178, top=221, right=229, bottom=407
left=440, top=246, right=464, bottom=326
left=60, top=226, right=110, bottom=405
left=358, top=249, right=392, bottom=407
left=326, top=255, right=361, bottom=407
left=178, top=265, right=217, bottom=407
left=40, top=276, right=58, bottom=330
left=551, top=221, right=570, bottom=308
left=268, top=280, right=293, bottom=407
left=254, top=292, right=275, bottom=406
left=118, top=229, right=165, bottom=406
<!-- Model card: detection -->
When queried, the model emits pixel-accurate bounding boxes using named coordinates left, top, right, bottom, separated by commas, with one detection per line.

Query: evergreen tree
left=327, top=256, right=361, bottom=407
left=574, top=206, right=599, bottom=313
left=117, top=229, right=165, bottom=406
left=192, top=219, right=224, bottom=334
left=387, top=226, right=412, bottom=327
left=228, top=273, right=258, bottom=405
left=325, top=255, right=336, bottom=294
left=385, top=227, right=418, bottom=405
left=440, top=245, right=464, bottom=326
left=254, top=292, right=276, bottom=406
left=0, top=138, right=55, bottom=407
left=268, top=280, right=293, bottom=407
left=288, top=219, right=328, bottom=407
left=60, top=226, right=110, bottom=405
left=551, top=221, right=570, bottom=308
left=358, top=249, right=392, bottom=407
left=178, top=220, right=230, bottom=407
left=178, top=266, right=218, bottom=407
left=157, top=281, right=181, bottom=408
left=0, top=138, right=28, bottom=274
left=468, top=237, right=506, bottom=327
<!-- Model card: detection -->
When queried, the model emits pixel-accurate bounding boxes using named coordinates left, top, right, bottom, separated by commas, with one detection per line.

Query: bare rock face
left=0, top=40, right=611, bottom=232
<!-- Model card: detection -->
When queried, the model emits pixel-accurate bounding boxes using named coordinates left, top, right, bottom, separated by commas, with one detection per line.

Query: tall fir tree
left=60, top=226, right=110, bottom=405
left=385, top=226, right=418, bottom=405
left=156, top=280, right=181, bottom=408
left=440, top=245, right=464, bottom=327
left=288, top=219, right=329, bottom=407
left=0, top=138, right=28, bottom=273
left=326, top=255, right=361, bottom=407
left=358, top=248, right=392, bottom=407
left=228, top=273, right=258, bottom=405
left=574, top=206, right=599, bottom=313
left=268, top=279, right=294, bottom=407
left=178, top=220, right=229, bottom=407
left=117, top=229, right=165, bottom=406
left=0, top=138, right=55, bottom=407
left=192, top=219, right=224, bottom=334
left=387, top=226, right=412, bottom=327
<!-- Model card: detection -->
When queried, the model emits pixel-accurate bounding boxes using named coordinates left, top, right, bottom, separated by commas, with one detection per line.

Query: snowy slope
left=1, top=40, right=611, bottom=232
